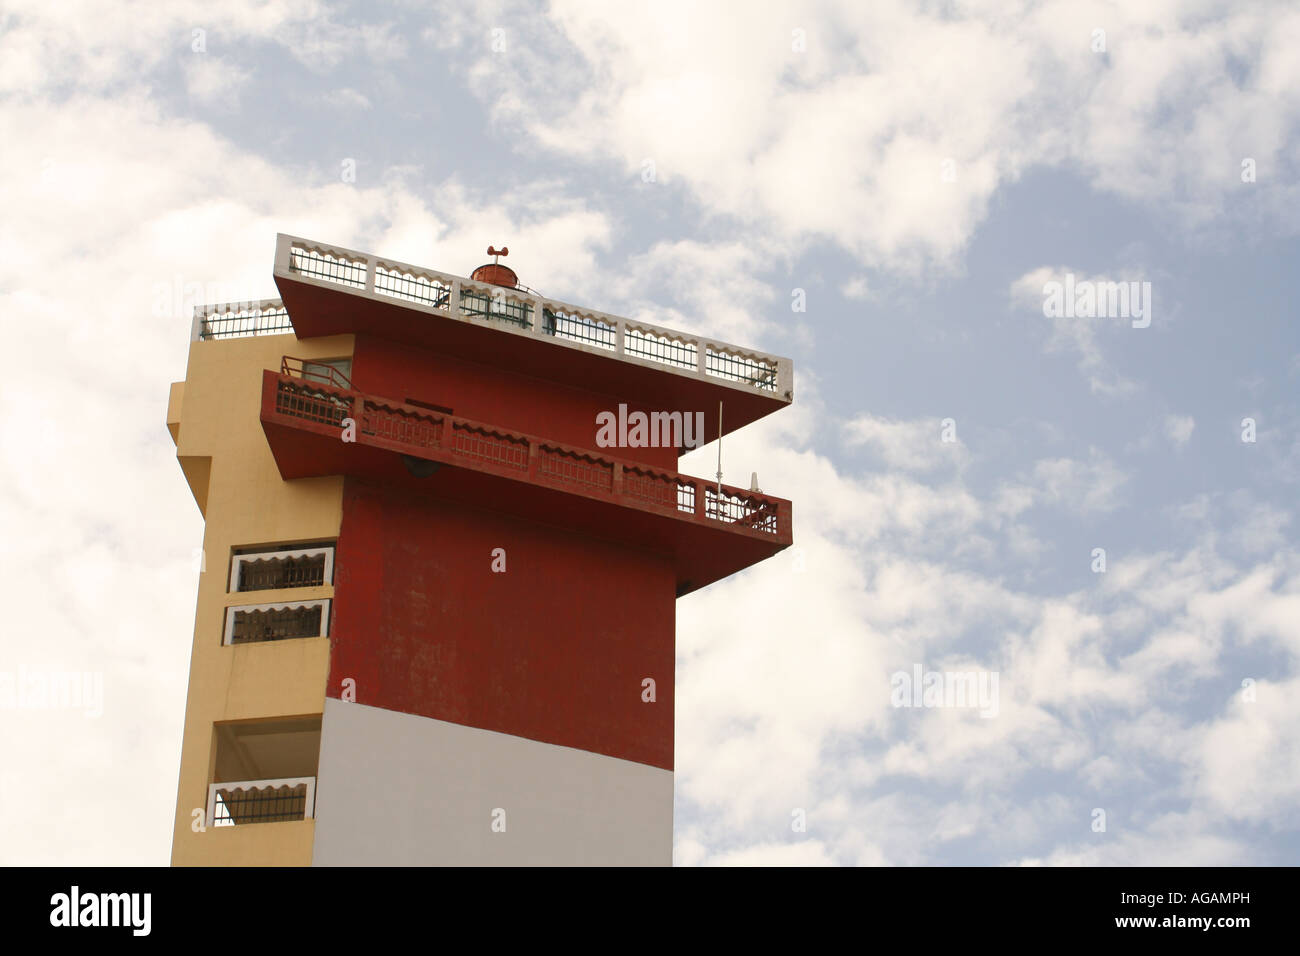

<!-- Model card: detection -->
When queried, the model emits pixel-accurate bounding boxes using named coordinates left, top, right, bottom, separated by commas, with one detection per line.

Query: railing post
left=777, top=357, right=794, bottom=400
left=448, top=280, right=462, bottom=318
left=527, top=440, right=539, bottom=480
left=696, top=339, right=708, bottom=379
left=615, top=319, right=625, bottom=356
left=694, top=479, right=706, bottom=522
left=532, top=297, right=546, bottom=337
left=274, top=234, right=292, bottom=275
left=353, top=394, right=365, bottom=431
left=612, top=462, right=623, bottom=496
left=364, top=255, right=376, bottom=295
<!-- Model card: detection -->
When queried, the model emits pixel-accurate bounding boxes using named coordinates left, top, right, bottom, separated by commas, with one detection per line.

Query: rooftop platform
left=195, top=234, right=794, bottom=443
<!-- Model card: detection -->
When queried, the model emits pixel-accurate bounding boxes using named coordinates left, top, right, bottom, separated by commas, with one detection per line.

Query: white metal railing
left=273, top=234, right=793, bottom=400
left=207, top=777, right=316, bottom=827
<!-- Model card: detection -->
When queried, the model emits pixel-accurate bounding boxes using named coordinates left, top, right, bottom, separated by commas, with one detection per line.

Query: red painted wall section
left=329, top=476, right=676, bottom=770
left=349, top=334, right=683, bottom=472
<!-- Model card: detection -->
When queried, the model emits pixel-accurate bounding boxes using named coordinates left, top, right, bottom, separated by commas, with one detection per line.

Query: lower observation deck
left=259, top=369, right=792, bottom=595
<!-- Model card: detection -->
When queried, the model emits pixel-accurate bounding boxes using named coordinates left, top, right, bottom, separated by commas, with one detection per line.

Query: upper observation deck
left=192, top=234, right=794, bottom=442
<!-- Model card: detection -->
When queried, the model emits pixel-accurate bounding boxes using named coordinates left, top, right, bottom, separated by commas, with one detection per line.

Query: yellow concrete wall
left=169, top=331, right=353, bottom=867
left=166, top=381, right=183, bottom=444
left=184, top=820, right=318, bottom=867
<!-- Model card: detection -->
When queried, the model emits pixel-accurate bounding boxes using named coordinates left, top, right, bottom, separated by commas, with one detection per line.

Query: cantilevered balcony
left=232, top=234, right=793, bottom=444
left=260, top=363, right=792, bottom=595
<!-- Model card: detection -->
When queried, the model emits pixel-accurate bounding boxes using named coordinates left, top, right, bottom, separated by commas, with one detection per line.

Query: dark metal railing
left=236, top=555, right=327, bottom=592
left=209, top=778, right=315, bottom=826
left=198, top=303, right=293, bottom=340
left=228, top=604, right=324, bottom=645
left=289, top=246, right=366, bottom=289
left=458, top=287, right=532, bottom=329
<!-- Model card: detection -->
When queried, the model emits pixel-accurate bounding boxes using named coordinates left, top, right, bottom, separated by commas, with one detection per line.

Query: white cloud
left=842, top=414, right=967, bottom=473
left=435, top=0, right=1300, bottom=272
left=702, top=840, right=839, bottom=866
left=605, top=238, right=789, bottom=346
left=1009, top=265, right=1144, bottom=395
left=841, top=276, right=872, bottom=301
left=674, top=395, right=1300, bottom=863
left=323, top=87, right=372, bottom=110
left=1193, top=678, right=1300, bottom=824
left=1164, top=414, right=1196, bottom=446
left=995, top=451, right=1129, bottom=516
left=1018, top=810, right=1257, bottom=866
left=184, top=55, right=252, bottom=108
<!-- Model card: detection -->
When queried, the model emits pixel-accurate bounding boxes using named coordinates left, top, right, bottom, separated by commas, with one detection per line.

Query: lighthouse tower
left=166, top=234, right=793, bottom=865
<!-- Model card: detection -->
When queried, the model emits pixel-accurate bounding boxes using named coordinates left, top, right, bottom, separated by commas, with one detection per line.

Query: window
left=229, top=544, right=335, bottom=593
left=223, top=599, right=330, bottom=646
left=300, top=358, right=352, bottom=389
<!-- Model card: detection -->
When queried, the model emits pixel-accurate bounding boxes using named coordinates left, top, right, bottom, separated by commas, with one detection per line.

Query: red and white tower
left=169, top=235, right=793, bottom=866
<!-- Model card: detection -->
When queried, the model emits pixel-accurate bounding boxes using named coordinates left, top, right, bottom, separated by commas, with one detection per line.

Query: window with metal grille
left=223, top=600, right=330, bottom=646
left=229, top=545, right=335, bottom=593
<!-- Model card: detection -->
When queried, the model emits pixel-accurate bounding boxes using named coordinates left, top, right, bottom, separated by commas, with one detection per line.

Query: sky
left=1, top=0, right=1298, bottom=865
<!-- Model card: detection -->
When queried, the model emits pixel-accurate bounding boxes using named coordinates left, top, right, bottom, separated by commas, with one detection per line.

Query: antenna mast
left=715, top=401, right=723, bottom=495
